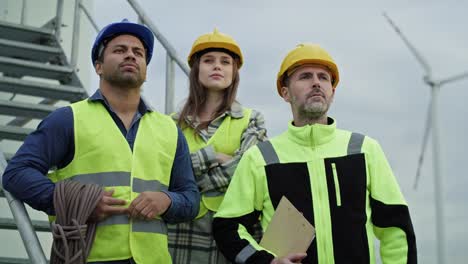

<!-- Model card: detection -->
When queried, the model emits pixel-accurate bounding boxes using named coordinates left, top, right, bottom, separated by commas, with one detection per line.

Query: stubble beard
left=104, top=69, right=145, bottom=90
left=296, top=96, right=332, bottom=121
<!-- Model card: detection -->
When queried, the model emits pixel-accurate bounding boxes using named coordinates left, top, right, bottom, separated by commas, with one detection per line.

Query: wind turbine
left=383, top=12, right=468, bottom=264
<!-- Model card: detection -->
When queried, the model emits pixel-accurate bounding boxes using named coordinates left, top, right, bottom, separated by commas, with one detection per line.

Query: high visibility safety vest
left=182, top=108, right=252, bottom=218
left=48, top=99, right=177, bottom=264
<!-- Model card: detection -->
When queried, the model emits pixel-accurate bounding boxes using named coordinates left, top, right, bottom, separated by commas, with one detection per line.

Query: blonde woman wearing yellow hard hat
left=168, top=29, right=267, bottom=264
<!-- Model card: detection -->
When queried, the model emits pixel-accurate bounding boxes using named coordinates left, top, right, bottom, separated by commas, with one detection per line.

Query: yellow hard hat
left=276, top=43, right=339, bottom=96
left=187, top=28, right=243, bottom=68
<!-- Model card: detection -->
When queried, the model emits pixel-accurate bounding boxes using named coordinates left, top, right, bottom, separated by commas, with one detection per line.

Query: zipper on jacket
left=310, top=154, right=335, bottom=262
left=332, top=163, right=341, bottom=206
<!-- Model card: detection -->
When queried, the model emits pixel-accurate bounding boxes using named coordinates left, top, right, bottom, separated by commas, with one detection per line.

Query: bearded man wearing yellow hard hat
left=213, top=44, right=417, bottom=264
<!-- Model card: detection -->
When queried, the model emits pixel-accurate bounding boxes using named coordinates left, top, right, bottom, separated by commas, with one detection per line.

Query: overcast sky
left=90, top=1, right=468, bottom=263
left=1, top=0, right=467, bottom=263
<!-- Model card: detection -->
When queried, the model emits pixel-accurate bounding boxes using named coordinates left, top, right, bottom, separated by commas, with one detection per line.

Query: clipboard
left=259, top=196, right=315, bottom=257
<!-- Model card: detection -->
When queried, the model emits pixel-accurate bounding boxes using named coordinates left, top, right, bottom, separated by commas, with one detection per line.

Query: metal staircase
left=0, top=19, right=87, bottom=141
left=0, top=16, right=88, bottom=264
left=0, top=0, right=190, bottom=263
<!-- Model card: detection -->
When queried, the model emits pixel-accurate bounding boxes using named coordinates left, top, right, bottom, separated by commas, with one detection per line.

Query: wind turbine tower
left=383, top=12, right=468, bottom=264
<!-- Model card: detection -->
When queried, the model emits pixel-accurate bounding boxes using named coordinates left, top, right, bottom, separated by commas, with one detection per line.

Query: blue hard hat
left=91, top=19, right=154, bottom=65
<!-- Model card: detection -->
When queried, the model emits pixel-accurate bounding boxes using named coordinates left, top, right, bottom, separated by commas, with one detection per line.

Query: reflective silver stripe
left=347, top=132, right=365, bottom=155
left=71, top=171, right=130, bottom=186
left=132, top=219, right=167, bottom=234
left=204, top=190, right=223, bottom=197
left=235, top=244, right=256, bottom=263
left=97, top=216, right=167, bottom=235
left=257, top=141, right=279, bottom=165
left=132, top=178, right=168, bottom=193
left=98, top=214, right=129, bottom=226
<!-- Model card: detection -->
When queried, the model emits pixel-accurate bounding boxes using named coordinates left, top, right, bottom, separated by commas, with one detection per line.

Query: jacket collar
left=287, top=117, right=337, bottom=146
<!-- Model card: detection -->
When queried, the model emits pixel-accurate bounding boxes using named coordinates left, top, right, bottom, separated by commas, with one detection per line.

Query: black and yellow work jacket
left=213, top=117, right=416, bottom=264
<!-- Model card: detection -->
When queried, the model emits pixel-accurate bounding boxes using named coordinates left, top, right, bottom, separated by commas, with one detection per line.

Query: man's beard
left=294, top=91, right=332, bottom=120
left=103, top=68, right=145, bottom=89
left=298, top=100, right=329, bottom=120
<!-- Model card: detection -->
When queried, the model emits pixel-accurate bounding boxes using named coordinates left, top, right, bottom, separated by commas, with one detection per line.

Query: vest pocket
left=331, top=163, right=341, bottom=206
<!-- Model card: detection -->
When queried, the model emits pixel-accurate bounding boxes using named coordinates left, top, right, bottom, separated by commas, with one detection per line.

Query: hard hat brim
left=188, top=42, right=243, bottom=68
left=92, top=21, right=154, bottom=65
left=276, top=59, right=340, bottom=96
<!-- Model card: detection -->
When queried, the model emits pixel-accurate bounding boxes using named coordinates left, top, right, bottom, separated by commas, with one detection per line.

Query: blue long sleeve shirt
left=2, top=90, right=200, bottom=223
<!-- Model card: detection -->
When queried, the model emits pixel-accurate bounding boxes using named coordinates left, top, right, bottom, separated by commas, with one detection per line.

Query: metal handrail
left=20, top=0, right=27, bottom=25
left=54, top=0, right=64, bottom=42
left=126, top=0, right=190, bottom=76
left=79, top=2, right=99, bottom=33
left=70, top=0, right=82, bottom=68
left=0, top=150, right=48, bottom=264
left=165, top=53, right=175, bottom=114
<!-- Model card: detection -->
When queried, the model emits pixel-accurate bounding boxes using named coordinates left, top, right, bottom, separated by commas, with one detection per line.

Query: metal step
left=0, top=125, right=33, bottom=141
left=6, top=98, right=57, bottom=129
left=0, top=76, right=87, bottom=102
left=0, top=100, right=56, bottom=119
left=0, top=152, right=15, bottom=165
left=0, top=218, right=50, bottom=232
left=0, top=257, right=31, bottom=264
left=0, top=38, right=62, bottom=63
left=0, top=20, right=54, bottom=45
left=0, top=56, right=76, bottom=84
left=4, top=152, right=13, bottom=161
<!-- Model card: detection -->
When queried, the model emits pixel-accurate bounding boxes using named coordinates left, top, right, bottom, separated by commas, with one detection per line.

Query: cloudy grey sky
left=95, top=0, right=467, bottom=263
left=1, top=0, right=467, bottom=263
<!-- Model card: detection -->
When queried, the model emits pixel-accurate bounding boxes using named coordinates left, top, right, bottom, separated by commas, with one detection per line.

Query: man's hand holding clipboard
left=260, top=196, right=315, bottom=263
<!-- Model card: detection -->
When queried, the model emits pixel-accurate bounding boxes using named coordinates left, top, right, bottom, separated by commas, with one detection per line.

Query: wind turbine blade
left=383, top=12, right=432, bottom=76
left=438, top=70, right=468, bottom=86
left=414, top=100, right=432, bottom=189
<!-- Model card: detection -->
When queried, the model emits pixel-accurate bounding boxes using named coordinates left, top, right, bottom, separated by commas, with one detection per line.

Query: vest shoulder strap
left=257, top=140, right=279, bottom=165
left=347, top=132, right=365, bottom=155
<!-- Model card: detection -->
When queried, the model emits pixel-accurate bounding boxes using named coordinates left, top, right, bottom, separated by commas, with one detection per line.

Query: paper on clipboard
left=259, top=196, right=315, bottom=257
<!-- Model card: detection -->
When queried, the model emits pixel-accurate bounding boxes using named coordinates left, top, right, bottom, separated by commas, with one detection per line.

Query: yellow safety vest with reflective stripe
left=182, top=108, right=251, bottom=218
left=48, top=99, right=177, bottom=264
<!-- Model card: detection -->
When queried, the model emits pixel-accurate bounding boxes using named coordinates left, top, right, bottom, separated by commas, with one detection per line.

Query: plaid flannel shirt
left=173, top=102, right=267, bottom=194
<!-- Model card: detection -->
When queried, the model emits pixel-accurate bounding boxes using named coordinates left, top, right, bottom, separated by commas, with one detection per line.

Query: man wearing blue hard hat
left=3, top=19, right=200, bottom=264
